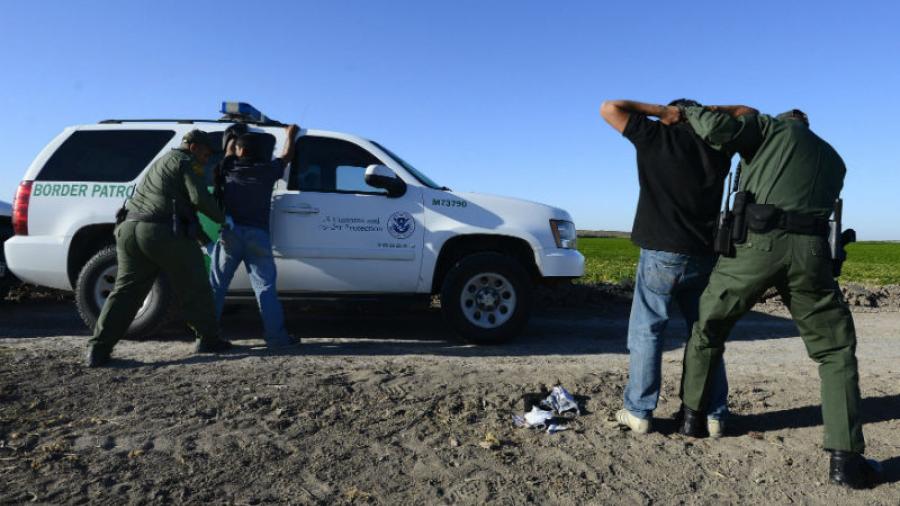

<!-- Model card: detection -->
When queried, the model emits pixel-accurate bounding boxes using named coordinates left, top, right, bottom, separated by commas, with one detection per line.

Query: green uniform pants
left=681, top=230, right=864, bottom=452
left=88, top=221, right=220, bottom=354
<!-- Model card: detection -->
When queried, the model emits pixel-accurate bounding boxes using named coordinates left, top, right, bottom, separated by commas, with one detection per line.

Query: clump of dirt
left=3, top=283, right=72, bottom=303
left=537, top=281, right=900, bottom=312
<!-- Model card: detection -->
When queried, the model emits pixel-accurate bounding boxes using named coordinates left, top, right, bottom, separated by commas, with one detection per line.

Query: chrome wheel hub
left=460, top=272, right=516, bottom=329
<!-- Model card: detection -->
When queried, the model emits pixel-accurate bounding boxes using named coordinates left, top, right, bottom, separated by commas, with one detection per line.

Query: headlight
left=550, top=220, right=577, bottom=249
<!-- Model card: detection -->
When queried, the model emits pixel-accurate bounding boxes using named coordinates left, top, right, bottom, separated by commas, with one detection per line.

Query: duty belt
left=745, top=204, right=829, bottom=236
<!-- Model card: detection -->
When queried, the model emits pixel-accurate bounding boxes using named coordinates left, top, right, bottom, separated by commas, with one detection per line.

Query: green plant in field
left=577, top=237, right=639, bottom=284
left=577, top=238, right=900, bottom=286
left=840, top=242, right=900, bottom=285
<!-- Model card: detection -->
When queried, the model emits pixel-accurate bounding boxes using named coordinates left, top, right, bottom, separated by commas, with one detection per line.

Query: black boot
left=678, top=405, right=708, bottom=438
left=829, top=450, right=882, bottom=489
left=194, top=338, right=234, bottom=354
left=84, top=346, right=111, bottom=368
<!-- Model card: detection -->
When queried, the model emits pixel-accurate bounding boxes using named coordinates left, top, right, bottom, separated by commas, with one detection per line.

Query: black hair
left=235, top=134, right=259, bottom=161
left=776, top=109, right=810, bottom=127
left=668, top=98, right=702, bottom=108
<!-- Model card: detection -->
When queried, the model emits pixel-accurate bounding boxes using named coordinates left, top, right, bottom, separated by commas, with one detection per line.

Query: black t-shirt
left=623, top=114, right=732, bottom=256
left=219, top=155, right=285, bottom=231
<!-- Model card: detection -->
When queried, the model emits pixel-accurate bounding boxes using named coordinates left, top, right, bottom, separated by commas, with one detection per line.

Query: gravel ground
left=0, top=299, right=898, bottom=505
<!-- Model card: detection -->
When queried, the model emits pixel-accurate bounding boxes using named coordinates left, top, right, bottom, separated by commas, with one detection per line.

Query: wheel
left=440, top=252, right=532, bottom=344
left=74, top=245, right=173, bottom=338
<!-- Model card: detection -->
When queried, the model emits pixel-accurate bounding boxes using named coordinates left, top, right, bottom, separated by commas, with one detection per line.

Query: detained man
left=209, top=124, right=299, bottom=348
left=599, top=99, right=732, bottom=436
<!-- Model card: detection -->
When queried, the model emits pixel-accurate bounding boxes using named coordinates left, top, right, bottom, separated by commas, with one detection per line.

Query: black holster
left=714, top=211, right=734, bottom=257
left=714, top=191, right=752, bottom=257
left=731, top=191, right=751, bottom=244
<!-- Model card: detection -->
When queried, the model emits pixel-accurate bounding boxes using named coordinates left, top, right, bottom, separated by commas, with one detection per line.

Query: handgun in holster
left=828, top=198, right=856, bottom=278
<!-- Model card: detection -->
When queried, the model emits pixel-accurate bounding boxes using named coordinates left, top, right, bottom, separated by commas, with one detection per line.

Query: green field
left=577, top=237, right=900, bottom=286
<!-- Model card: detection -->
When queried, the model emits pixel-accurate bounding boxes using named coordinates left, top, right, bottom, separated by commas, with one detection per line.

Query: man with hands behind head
left=600, top=99, right=733, bottom=437
left=209, top=124, right=300, bottom=348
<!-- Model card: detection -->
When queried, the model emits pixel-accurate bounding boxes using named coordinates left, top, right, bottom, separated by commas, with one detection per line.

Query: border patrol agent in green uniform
left=85, top=130, right=230, bottom=367
left=674, top=106, right=881, bottom=489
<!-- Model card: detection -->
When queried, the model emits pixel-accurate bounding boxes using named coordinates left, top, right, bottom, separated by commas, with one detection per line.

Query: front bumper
left=537, top=247, right=584, bottom=278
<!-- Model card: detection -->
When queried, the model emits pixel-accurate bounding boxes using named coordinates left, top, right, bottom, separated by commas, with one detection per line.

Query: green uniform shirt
left=683, top=107, right=846, bottom=219
left=126, top=148, right=225, bottom=224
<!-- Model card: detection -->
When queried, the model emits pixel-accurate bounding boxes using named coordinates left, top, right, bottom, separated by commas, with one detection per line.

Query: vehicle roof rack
left=98, top=118, right=285, bottom=126
left=99, top=101, right=285, bottom=127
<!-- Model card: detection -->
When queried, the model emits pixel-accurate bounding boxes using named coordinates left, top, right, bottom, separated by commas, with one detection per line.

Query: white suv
left=5, top=103, right=584, bottom=343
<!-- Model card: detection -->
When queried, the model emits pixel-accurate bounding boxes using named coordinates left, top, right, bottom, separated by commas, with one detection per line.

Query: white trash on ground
left=512, top=385, right=580, bottom=434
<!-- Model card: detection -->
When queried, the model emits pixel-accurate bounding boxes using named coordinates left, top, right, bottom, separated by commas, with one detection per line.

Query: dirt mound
left=3, top=283, right=72, bottom=303
left=537, top=281, right=900, bottom=313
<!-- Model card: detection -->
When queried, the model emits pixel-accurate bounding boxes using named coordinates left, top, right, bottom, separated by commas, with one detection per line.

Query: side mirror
left=364, top=164, right=407, bottom=198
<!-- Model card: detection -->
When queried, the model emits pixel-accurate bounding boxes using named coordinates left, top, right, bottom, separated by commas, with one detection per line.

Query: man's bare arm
left=278, top=124, right=300, bottom=164
left=600, top=100, right=681, bottom=133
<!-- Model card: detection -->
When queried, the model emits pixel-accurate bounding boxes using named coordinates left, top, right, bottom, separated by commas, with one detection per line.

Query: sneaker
left=194, top=339, right=234, bottom=354
left=708, top=418, right=725, bottom=438
left=615, top=409, right=650, bottom=434
left=266, top=334, right=300, bottom=350
left=84, top=346, right=111, bottom=368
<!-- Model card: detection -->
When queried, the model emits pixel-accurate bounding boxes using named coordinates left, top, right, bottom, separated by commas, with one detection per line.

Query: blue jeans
left=209, top=225, right=291, bottom=344
left=624, top=248, right=729, bottom=420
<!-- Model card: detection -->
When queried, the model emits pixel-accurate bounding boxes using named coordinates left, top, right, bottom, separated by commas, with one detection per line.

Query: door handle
left=282, top=204, right=320, bottom=215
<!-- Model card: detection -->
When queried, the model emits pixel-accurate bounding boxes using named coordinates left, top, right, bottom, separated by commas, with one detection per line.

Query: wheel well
left=431, top=234, right=540, bottom=293
left=68, top=224, right=115, bottom=288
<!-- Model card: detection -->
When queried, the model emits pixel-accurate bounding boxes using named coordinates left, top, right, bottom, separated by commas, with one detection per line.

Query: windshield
left=370, top=141, right=444, bottom=190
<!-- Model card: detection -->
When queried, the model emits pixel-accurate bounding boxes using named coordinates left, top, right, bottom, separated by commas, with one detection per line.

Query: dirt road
left=1, top=300, right=898, bottom=504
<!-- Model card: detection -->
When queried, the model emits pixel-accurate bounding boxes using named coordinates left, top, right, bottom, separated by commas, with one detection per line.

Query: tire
left=74, top=245, right=173, bottom=338
left=440, top=252, right=533, bottom=344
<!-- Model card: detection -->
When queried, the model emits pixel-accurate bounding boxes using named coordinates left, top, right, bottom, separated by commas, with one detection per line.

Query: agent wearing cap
left=676, top=105, right=882, bottom=489
left=85, top=129, right=230, bottom=367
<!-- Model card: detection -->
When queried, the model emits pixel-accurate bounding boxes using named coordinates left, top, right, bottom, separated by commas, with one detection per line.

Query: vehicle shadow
left=0, top=300, right=799, bottom=357
left=210, top=302, right=798, bottom=357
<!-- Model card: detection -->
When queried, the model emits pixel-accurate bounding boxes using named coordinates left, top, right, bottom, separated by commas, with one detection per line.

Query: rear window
left=37, top=130, right=175, bottom=182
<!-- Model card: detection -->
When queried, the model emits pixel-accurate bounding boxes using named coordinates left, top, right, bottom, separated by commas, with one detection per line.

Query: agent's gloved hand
left=224, top=215, right=235, bottom=230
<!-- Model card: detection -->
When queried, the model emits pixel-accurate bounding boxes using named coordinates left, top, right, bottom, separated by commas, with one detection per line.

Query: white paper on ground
left=541, top=386, right=580, bottom=416
left=523, top=406, right=554, bottom=428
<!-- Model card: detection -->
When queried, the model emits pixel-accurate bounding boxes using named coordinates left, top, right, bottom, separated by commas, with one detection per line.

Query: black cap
left=181, top=129, right=214, bottom=149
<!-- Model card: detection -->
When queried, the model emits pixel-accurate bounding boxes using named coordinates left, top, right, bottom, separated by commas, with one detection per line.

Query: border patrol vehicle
left=0, top=200, right=16, bottom=299
left=5, top=103, right=584, bottom=343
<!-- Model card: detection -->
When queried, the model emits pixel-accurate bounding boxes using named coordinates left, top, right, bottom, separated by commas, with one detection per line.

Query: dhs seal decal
left=387, top=211, right=415, bottom=239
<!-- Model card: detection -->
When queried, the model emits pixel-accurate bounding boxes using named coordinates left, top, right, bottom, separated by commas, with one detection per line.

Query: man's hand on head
left=658, top=106, right=682, bottom=125
left=286, top=124, right=299, bottom=137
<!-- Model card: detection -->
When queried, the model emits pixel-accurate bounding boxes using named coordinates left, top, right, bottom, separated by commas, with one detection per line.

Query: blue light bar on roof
left=221, top=102, right=268, bottom=122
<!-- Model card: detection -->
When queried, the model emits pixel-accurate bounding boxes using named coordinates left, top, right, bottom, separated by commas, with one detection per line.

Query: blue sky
left=2, top=1, right=898, bottom=239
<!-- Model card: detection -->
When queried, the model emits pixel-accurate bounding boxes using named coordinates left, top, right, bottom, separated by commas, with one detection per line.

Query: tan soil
left=0, top=300, right=898, bottom=504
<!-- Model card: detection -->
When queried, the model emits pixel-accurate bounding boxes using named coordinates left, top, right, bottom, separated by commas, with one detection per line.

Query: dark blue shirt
left=220, top=155, right=285, bottom=231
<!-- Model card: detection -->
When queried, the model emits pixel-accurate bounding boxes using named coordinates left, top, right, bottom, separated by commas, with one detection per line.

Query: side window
left=37, top=130, right=175, bottom=182
left=288, top=136, right=385, bottom=194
